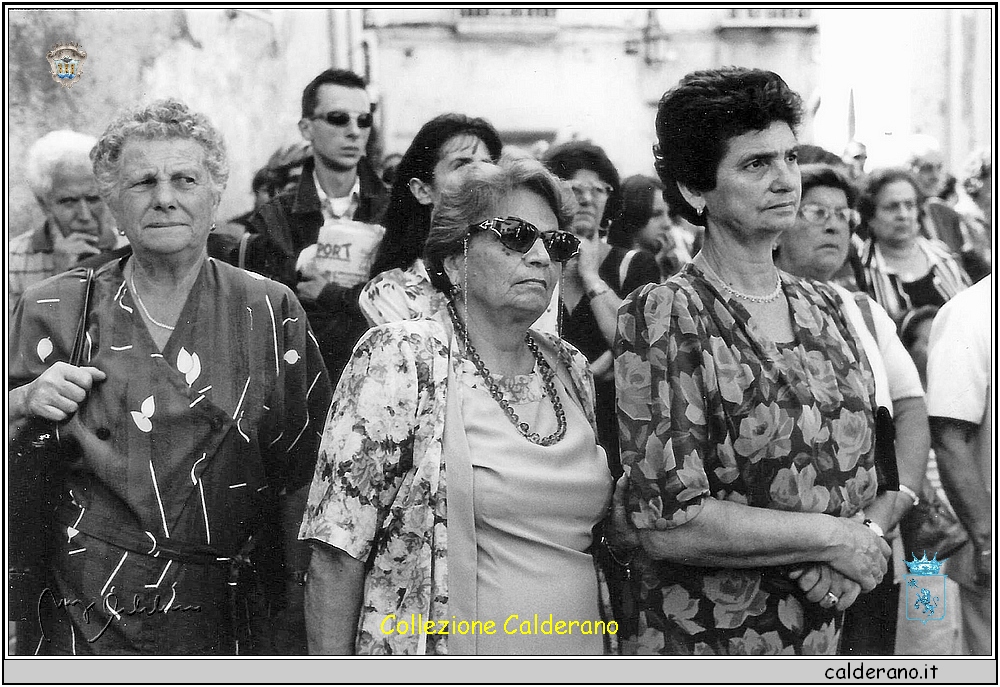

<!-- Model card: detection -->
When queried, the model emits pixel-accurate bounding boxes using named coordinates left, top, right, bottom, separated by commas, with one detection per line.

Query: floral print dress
left=614, top=263, right=878, bottom=655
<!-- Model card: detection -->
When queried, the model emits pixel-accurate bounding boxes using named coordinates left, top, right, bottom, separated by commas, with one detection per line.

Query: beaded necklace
left=699, top=257, right=783, bottom=304
left=448, top=301, right=566, bottom=446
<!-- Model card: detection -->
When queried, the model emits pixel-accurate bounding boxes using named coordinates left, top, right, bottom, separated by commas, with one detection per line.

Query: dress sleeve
left=298, top=325, right=423, bottom=562
left=614, top=282, right=712, bottom=531
left=869, top=297, right=923, bottom=403
left=359, top=271, right=411, bottom=327
left=264, top=286, right=334, bottom=493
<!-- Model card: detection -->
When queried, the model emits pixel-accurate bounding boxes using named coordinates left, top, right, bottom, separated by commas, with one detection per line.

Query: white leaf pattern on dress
left=37, top=337, right=53, bottom=362
left=131, top=394, right=156, bottom=432
left=283, top=349, right=300, bottom=365
left=176, top=347, right=202, bottom=386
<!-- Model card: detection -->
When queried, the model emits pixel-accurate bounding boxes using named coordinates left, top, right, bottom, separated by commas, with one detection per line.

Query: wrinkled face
left=567, top=169, right=611, bottom=240
left=869, top=179, right=920, bottom=249
left=779, top=185, right=853, bottom=281
left=636, top=192, right=672, bottom=254
left=300, top=84, right=372, bottom=172
left=429, top=134, right=493, bottom=204
left=115, top=138, right=219, bottom=263
left=447, top=187, right=560, bottom=324
left=41, top=163, right=109, bottom=238
left=911, top=150, right=944, bottom=198
left=699, top=121, right=801, bottom=239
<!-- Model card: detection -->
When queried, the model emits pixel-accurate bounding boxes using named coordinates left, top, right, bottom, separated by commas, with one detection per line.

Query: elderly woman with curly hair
left=8, top=99, right=332, bottom=655
left=612, top=67, right=891, bottom=655
left=300, top=155, right=618, bottom=655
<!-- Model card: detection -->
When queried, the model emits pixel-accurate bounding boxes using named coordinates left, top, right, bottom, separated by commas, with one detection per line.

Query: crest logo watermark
left=904, top=552, right=948, bottom=624
left=47, top=42, right=87, bottom=88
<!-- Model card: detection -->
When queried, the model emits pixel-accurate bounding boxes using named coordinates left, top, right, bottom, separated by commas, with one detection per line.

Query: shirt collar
left=313, top=170, right=361, bottom=221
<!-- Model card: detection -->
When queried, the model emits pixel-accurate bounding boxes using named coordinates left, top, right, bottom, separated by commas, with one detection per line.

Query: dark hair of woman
left=855, top=166, right=924, bottom=238
left=368, top=113, right=503, bottom=278
left=800, top=163, right=859, bottom=207
left=542, top=140, right=622, bottom=228
left=607, top=174, right=664, bottom=249
left=653, top=66, right=803, bottom=227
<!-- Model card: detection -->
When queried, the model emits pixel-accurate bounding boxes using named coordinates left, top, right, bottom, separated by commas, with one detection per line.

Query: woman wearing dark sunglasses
left=612, top=67, right=891, bottom=655
left=299, top=155, right=618, bottom=655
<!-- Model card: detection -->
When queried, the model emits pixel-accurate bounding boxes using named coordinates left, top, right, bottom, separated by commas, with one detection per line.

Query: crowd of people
left=7, top=64, right=992, bottom=657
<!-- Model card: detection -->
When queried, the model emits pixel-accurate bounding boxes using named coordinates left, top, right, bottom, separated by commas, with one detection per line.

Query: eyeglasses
left=799, top=204, right=860, bottom=227
left=568, top=181, right=613, bottom=201
left=470, top=217, right=580, bottom=263
left=311, top=110, right=374, bottom=128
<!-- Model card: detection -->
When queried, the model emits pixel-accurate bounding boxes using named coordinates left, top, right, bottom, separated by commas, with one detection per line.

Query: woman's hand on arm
left=788, top=564, right=863, bottom=611
left=637, top=499, right=890, bottom=591
left=305, top=542, right=366, bottom=655
left=9, top=362, right=106, bottom=435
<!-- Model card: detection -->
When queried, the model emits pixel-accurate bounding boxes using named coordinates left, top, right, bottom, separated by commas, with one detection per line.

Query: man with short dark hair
left=243, top=68, right=389, bottom=382
left=9, top=130, right=119, bottom=317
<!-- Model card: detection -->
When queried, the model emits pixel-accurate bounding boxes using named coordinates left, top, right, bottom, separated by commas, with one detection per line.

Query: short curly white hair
left=25, top=130, right=98, bottom=198
left=90, top=98, right=229, bottom=204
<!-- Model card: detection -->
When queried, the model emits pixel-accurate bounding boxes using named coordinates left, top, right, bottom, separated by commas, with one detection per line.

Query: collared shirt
left=8, top=221, right=123, bottom=318
left=312, top=170, right=360, bottom=222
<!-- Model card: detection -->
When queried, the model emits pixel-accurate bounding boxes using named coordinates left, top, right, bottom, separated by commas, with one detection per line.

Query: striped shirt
left=858, top=235, right=971, bottom=324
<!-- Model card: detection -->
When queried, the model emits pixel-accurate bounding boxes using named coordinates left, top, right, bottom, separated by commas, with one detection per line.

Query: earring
left=696, top=206, right=705, bottom=217
left=210, top=222, right=217, bottom=232
left=117, top=227, right=126, bottom=236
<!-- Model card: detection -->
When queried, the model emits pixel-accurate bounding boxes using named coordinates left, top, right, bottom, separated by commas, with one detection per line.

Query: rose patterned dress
left=614, top=263, right=878, bottom=655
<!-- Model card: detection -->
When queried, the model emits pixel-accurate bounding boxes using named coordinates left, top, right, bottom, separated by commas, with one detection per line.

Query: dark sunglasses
left=311, top=110, right=374, bottom=128
left=470, top=217, right=580, bottom=263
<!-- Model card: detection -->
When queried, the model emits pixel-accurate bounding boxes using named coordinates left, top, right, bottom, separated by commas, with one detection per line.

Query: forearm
left=867, top=396, right=930, bottom=532
left=638, top=499, right=852, bottom=569
left=931, top=417, right=992, bottom=549
left=7, top=385, right=33, bottom=440
left=304, top=542, right=365, bottom=655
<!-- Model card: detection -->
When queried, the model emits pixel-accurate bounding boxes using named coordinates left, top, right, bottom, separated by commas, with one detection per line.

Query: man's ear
left=408, top=177, right=435, bottom=207
left=297, top=119, right=313, bottom=142
left=675, top=181, right=705, bottom=216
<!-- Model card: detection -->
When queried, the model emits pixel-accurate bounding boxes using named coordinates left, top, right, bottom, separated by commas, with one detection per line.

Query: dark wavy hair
left=368, top=113, right=502, bottom=278
left=800, top=163, right=859, bottom=208
left=543, top=140, right=622, bottom=228
left=856, top=166, right=924, bottom=239
left=607, top=174, right=664, bottom=249
left=653, top=66, right=803, bottom=227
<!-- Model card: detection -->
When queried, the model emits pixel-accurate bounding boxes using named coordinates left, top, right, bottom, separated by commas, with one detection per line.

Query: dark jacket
left=242, top=157, right=389, bottom=383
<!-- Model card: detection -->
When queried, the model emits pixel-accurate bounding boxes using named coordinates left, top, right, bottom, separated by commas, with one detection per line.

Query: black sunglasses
left=470, top=217, right=580, bottom=263
left=312, top=110, right=374, bottom=128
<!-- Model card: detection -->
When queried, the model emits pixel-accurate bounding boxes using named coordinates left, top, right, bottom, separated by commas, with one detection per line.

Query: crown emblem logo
left=904, top=551, right=945, bottom=576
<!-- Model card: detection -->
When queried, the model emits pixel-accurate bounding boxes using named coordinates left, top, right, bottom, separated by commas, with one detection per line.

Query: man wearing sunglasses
left=244, top=67, right=389, bottom=383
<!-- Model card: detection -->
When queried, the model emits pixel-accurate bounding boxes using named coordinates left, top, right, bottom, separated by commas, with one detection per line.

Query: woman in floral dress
left=301, top=155, right=617, bottom=655
left=612, top=67, right=891, bottom=655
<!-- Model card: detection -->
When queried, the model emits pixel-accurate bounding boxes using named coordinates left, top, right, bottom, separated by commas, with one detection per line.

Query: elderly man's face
left=41, top=163, right=108, bottom=238
left=910, top=150, right=945, bottom=198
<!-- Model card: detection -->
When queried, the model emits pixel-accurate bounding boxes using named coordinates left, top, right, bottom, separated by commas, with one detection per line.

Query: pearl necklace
left=699, top=258, right=783, bottom=304
left=128, top=272, right=176, bottom=331
left=448, top=301, right=567, bottom=446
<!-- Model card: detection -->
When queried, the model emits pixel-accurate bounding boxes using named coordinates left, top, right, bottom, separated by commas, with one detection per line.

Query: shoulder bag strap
left=69, top=268, right=96, bottom=366
left=852, top=292, right=879, bottom=345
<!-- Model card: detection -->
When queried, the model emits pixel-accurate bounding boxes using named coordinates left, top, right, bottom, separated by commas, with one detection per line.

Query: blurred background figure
left=361, top=113, right=502, bottom=327
left=953, top=149, right=992, bottom=274
left=856, top=167, right=971, bottom=325
left=224, top=142, right=313, bottom=237
left=926, top=275, right=992, bottom=655
left=905, top=134, right=989, bottom=280
left=773, top=163, right=930, bottom=656
left=543, top=140, right=660, bottom=480
left=10, top=130, right=120, bottom=317
left=797, top=143, right=846, bottom=168
left=610, top=174, right=692, bottom=280
left=842, top=139, right=869, bottom=181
